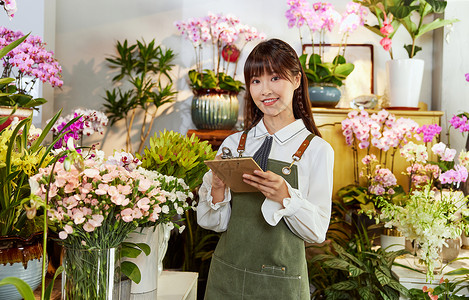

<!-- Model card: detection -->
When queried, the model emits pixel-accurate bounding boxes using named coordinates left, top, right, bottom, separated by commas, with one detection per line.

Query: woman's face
left=249, top=71, right=301, bottom=121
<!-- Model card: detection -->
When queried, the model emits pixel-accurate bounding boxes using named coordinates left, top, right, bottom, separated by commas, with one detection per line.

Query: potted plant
left=174, top=12, right=265, bottom=130
left=103, top=39, right=177, bottom=154
left=355, top=0, right=458, bottom=108
left=285, top=1, right=366, bottom=107
left=0, top=26, right=63, bottom=130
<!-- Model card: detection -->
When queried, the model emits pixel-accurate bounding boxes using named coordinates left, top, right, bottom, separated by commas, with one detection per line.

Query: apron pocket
left=205, top=255, right=247, bottom=298
left=243, top=268, right=302, bottom=299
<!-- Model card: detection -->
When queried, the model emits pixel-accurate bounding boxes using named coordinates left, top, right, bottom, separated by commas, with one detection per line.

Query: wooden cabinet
left=312, top=108, right=443, bottom=198
left=187, top=108, right=444, bottom=198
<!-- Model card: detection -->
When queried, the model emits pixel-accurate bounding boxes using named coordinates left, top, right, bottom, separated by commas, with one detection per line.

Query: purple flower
left=415, top=124, right=442, bottom=143
left=465, top=73, right=469, bottom=82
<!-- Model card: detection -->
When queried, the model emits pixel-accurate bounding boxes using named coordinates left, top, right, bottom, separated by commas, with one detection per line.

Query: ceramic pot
left=308, top=83, right=341, bottom=108
left=380, top=227, right=406, bottom=252
left=191, top=89, right=239, bottom=130
left=123, top=224, right=171, bottom=298
left=386, top=59, right=424, bottom=108
left=0, top=233, right=44, bottom=300
left=0, top=106, right=33, bottom=131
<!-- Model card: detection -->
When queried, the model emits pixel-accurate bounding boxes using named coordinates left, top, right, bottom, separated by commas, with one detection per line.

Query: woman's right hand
left=211, top=155, right=226, bottom=204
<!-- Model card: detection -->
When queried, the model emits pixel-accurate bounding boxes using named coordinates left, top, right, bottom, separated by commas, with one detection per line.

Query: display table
left=34, top=271, right=198, bottom=300
left=392, top=249, right=469, bottom=299
left=157, top=271, right=198, bottom=300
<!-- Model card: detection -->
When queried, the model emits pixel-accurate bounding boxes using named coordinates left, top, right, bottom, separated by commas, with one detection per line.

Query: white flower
left=162, top=205, right=170, bottom=214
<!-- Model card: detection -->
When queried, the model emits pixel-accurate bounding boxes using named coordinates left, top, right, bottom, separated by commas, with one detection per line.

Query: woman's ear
left=294, top=72, right=302, bottom=89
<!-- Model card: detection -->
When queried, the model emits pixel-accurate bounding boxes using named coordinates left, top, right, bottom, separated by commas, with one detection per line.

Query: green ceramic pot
left=308, top=83, right=341, bottom=108
left=191, top=89, right=239, bottom=130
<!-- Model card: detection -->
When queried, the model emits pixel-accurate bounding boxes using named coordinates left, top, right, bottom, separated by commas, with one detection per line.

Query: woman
left=197, top=38, right=334, bottom=299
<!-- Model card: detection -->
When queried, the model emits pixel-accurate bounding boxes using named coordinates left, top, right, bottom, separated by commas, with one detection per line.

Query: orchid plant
left=339, top=109, right=424, bottom=214
left=355, top=0, right=458, bottom=59
left=49, top=108, right=108, bottom=151
left=0, top=27, right=63, bottom=108
left=174, top=12, right=265, bottom=93
left=285, top=1, right=367, bottom=86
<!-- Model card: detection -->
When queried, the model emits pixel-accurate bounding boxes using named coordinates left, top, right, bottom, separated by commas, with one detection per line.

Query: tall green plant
left=103, top=39, right=177, bottom=154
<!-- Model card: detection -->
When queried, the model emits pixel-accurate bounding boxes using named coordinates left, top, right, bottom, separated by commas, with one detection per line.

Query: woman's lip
left=262, top=98, right=279, bottom=106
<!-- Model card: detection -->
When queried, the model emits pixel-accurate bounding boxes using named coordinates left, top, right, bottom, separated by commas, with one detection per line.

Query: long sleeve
left=196, top=170, right=232, bottom=232
left=261, top=138, right=334, bottom=243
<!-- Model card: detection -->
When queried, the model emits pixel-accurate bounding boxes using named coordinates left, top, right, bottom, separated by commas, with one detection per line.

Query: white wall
left=3, top=0, right=450, bottom=154
left=433, top=0, right=469, bottom=152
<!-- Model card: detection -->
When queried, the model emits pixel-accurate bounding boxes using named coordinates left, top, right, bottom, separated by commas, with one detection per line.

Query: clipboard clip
left=221, top=147, right=234, bottom=159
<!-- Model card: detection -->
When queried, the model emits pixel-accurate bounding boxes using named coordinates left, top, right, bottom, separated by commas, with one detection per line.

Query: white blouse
left=196, top=119, right=334, bottom=244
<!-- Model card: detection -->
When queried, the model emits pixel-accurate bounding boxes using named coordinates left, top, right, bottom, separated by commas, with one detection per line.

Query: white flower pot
left=386, top=59, right=424, bottom=108
left=380, top=234, right=406, bottom=252
left=124, top=224, right=171, bottom=298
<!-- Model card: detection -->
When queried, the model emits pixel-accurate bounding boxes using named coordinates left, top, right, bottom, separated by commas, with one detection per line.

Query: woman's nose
left=261, top=82, right=271, bottom=95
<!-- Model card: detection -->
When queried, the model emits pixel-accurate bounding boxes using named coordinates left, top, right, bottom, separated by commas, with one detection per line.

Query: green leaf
left=0, top=34, right=29, bottom=59
left=121, top=261, right=142, bottom=284
left=375, top=268, right=391, bottom=285
left=331, top=280, right=359, bottom=291
left=135, top=242, right=151, bottom=256
left=388, top=6, right=417, bottom=19
left=358, top=286, right=374, bottom=300
left=426, top=0, right=447, bottom=13
left=45, top=266, right=64, bottom=300
left=348, top=264, right=365, bottom=277
left=323, top=258, right=350, bottom=271
left=445, top=267, right=469, bottom=276
left=0, top=277, right=35, bottom=300
left=417, top=18, right=459, bottom=39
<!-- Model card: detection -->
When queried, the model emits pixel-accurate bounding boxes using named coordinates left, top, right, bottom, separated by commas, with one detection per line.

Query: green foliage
left=409, top=274, right=469, bottom=299
left=137, top=130, right=216, bottom=191
left=0, top=34, right=47, bottom=108
left=299, top=53, right=354, bottom=87
left=120, top=241, right=152, bottom=283
left=103, top=39, right=177, bottom=153
left=311, top=225, right=410, bottom=299
left=188, top=69, right=244, bottom=93
left=0, top=277, right=35, bottom=300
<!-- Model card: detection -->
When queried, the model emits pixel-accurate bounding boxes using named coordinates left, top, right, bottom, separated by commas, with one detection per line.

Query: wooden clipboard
left=204, top=158, right=262, bottom=193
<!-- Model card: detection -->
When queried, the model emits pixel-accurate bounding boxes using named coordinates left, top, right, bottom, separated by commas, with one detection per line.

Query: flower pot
left=62, top=246, right=121, bottom=300
left=0, top=234, right=44, bottom=300
left=123, top=224, right=171, bottom=298
left=308, top=83, right=341, bottom=108
left=191, top=89, right=239, bottom=130
left=380, top=227, right=406, bottom=252
left=385, top=59, right=424, bottom=108
left=0, top=106, right=33, bottom=131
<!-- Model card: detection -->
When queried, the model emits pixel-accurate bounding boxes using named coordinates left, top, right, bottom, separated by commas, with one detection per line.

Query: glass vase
left=61, top=246, right=121, bottom=300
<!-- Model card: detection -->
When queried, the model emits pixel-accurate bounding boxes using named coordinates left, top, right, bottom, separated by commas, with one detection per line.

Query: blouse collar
left=253, top=119, right=307, bottom=145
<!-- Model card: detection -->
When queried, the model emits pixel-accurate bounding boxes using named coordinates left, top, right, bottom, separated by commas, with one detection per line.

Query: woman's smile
left=261, top=97, right=279, bottom=106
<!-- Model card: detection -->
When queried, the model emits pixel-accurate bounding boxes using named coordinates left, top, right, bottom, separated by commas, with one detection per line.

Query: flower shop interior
left=1, top=0, right=469, bottom=299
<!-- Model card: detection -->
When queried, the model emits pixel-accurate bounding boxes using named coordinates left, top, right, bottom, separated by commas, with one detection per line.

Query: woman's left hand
left=242, top=170, right=290, bottom=205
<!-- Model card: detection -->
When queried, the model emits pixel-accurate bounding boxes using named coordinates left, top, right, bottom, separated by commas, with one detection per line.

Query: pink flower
left=380, top=23, right=394, bottom=36
left=380, top=37, right=392, bottom=51
left=83, top=222, right=95, bottom=232
left=137, top=198, right=151, bottom=211
left=465, top=73, right=469, bottom=82
left=121, top=208, right=134, bottom=222
left=59, top=231, right=68, bottom=240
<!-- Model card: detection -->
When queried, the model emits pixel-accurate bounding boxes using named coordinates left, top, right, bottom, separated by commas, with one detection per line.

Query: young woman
left=197, top=38, right=334, bottom=299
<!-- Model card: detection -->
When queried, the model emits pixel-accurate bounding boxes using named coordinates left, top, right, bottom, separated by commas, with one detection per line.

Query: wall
left=0, top=0, right=56, bottom=128
left=3, top=0, right=448, bottom=154
left=433, top=0, right=469, bottom=152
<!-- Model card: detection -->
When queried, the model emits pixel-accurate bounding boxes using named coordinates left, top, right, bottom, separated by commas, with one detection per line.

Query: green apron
left=205, top=151, right=311, bottom=299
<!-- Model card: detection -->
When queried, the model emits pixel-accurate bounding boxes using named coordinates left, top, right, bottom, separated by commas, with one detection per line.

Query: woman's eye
left=251, top=79, right=260, bottom=84
left=271, top=76, right=280, bottom=81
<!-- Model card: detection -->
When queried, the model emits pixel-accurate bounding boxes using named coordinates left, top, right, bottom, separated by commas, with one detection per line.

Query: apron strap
left=292, top=133, right=315, bottom=161
left=237, top=130, right=249, bottom=157
left=236, top=130, right=315, bottom=160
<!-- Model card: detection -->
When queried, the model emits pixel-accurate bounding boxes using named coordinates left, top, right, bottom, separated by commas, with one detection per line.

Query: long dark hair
left=243, top=38, right=321, bottom=137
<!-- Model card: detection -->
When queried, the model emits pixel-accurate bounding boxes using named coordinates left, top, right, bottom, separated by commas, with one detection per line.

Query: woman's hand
left=242, top=170, right=290, bottom=205
left=211, top=155, right=226, bottom=204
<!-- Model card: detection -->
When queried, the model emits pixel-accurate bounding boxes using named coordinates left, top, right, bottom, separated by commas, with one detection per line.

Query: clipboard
left=204, top=158, right=262, bottom=193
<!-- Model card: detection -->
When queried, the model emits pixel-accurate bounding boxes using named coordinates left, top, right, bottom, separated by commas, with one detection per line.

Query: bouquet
left=28, top=148, right=193, bottom=299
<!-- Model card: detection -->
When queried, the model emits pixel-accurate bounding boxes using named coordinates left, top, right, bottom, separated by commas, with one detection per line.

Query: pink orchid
left=380, top=37, right=392, bottom=51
